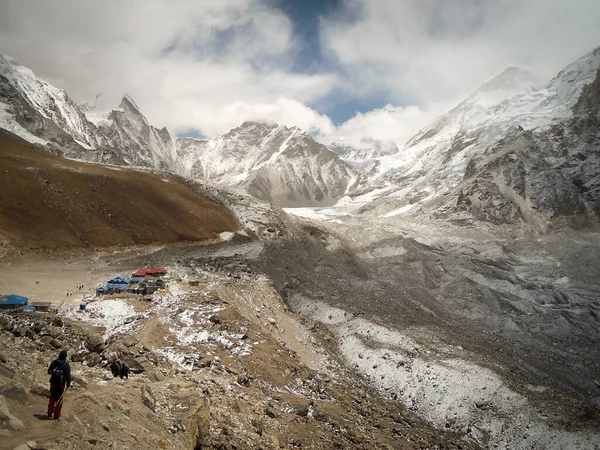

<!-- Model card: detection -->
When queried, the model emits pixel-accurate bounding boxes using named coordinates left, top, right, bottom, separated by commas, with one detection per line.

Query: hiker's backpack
left=50, top=361, right=66, bottom=385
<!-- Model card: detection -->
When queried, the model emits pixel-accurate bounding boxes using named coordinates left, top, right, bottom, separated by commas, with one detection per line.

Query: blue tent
left=106, top=277, right=128, bottom=291
left=0, top=294, right=29, bottom=309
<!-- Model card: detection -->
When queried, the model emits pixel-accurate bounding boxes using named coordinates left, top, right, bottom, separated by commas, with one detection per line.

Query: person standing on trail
left=47, top=350, right=71, bottom=420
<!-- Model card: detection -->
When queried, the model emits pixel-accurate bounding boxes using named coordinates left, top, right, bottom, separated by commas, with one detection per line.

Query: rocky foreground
left=0, top=253, right=476, bottom=450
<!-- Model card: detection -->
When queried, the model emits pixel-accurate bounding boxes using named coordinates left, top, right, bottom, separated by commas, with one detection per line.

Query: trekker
left=47, top=350, right=71, bottom=420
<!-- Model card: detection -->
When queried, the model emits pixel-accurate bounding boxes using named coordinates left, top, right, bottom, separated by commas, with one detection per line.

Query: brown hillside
left=0, top=130, right=239, bottom=252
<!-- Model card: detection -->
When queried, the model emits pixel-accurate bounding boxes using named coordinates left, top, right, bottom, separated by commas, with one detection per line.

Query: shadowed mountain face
left=0, top=129, right=239, bottom=253
left=403, top=66, right=600, bottom=232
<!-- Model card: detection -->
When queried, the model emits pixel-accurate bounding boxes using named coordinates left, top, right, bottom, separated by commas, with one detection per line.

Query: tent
left=106, top=277, right=129, bottom=291
left=0, top=294, right=29, bottom=309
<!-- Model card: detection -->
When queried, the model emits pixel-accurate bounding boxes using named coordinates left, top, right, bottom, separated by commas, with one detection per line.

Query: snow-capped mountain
left=176, top=122, right=357, bottom=206
left=329, top=139, right=399, bottom=162
left=0, top=53, right=100, bottom=151
left=0, top=52, right=176, bottom=168
left=361, top=47, right=600, bottom=228
left=0, top=52, right=355, bottom=207
left=84, top=95, right=176, bottom=169
left=2, top=46, right=599, bottom=217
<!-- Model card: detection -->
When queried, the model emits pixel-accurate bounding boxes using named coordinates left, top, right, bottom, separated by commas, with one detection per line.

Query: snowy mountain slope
left=0, top=53, right=100, bottom=152
left=241, top=130, right=357, bottom=206
left=0, top=53, right=356, bottom=207
left=372, top=67, right=544, bottom=183
left=329, top=139, right=399, bottom=162
left=91, top=96, right=176, bottom=169
left=356, top=47, right=600, bottom=226
left=436, top=64, right=600, bottom=231
left=175, top=122, right=357, bottom=206
left=0, top=52, right=177, bottom=169
left=176, top=122, right=299, bottom=184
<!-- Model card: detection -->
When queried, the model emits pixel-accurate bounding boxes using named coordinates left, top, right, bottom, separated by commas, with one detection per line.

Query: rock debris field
left=0, top=241, right=477, bottom=450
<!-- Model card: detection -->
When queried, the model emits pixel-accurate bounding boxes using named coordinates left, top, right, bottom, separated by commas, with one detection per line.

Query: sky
left=1, top=0, right=599, bottom=148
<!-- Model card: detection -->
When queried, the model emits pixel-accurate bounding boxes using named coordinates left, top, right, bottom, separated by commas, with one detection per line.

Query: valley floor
left=1, top=219, right=599, bottom=449
left=0, top=241, right=474, bottom=450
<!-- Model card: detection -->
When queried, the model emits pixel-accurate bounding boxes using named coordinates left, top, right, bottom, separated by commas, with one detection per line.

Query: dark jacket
left=110, top=360, right=130, bottom=379
left=48, top=359, right=71, bottom=388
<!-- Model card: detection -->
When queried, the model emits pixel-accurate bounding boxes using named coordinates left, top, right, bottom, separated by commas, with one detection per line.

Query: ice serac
left=175, top=122, right=357, bottom=207
left=364, top=46, right=600, bottom=229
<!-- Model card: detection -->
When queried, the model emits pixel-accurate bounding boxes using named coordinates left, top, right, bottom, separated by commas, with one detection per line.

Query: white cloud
left=321, top=0, right=600, bottom=106
left=173, top=97, right=335, bottom=137
left=0, top=0, right=599, bottom=145
left=319, top=103, right=447, bottom=148
left=0, top=0, right=335, bottom=138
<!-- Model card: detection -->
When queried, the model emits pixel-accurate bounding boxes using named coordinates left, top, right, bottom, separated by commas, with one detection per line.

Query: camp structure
left=125, top=277, right=145, bottom=295
left=105, top=277, right=129, bottom=293
left=126, top=278, right=165, bottom=295
left=30, top=301, right=52, bottom=312
left=142, top=278, right=165, bottom=295
left=132, top=268, right=168, bottom=278
left=0, top=294, right=29, bottom=309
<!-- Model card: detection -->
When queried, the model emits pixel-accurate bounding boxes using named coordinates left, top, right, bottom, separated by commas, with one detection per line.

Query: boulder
left=141, top=385, right=156, bottom=412
left=122, top=356, right=149, bottom=374
left=12, top=328, right=26, bottom=338
left=83, top=353, right=101, bottom=367
left=0, top=376, right=29, bottom=404
left=71, top=351, right=86, bottom=363
left=0, top=316, right=12, bottom=331
left=25, top=330, right=37, bottom=340
left=0, top=395, right=25, bottom=431
left=0, top=364, right=15, bottom=380
left=187, top=398, right=210, bottom=450
left=71, top=375, right=88, bottom=388
left=116, top=334, right=138, bottom=348
left=38, top=336, right=53, bottom=348
left=85, top=334, right=105, bottom=354
left=312, top=408, right=329, bottom=422
left=14, top=441, right=39, bottom=450
left=30, top=383, right=50, bottom=398
left=45, top=326, right=62, bottom=339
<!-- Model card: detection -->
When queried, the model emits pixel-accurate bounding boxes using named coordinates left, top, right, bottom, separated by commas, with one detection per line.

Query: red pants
left=48, top=385, right=65, bottom=419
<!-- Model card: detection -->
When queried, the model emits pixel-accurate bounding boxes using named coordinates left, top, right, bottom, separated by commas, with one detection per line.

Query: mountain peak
left=0, top=52, right=37, bottom=83
left=476, top=66, right=542, bottom=94
left=120, top=94, right=142, bottom=111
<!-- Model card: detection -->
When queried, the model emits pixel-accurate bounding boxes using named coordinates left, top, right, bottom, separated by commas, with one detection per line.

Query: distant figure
left=110, top=359, right=130, bottom=379
left=47, top=350, right=71, bottom=420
